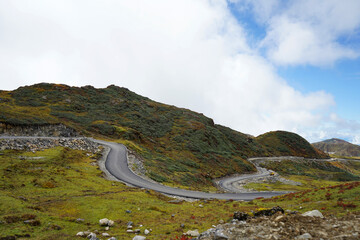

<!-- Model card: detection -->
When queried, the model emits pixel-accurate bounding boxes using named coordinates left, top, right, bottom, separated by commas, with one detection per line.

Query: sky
left=0, top=0, right=359, bottom=144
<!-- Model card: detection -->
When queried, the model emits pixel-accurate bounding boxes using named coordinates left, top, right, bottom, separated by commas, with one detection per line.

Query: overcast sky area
left=0, top=0, right=359, bottom=144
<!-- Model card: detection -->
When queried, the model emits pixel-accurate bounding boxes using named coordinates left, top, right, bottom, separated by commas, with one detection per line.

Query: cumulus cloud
left=234, top=0, right=360, bottom=66
left=0, top=0, right=357, bottom=142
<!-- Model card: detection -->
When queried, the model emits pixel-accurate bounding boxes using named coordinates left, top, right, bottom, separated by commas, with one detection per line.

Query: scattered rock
left=99, top=218, right=109, bottom=226
left=185, top=229, right=200, bottom=237
left=76, top=218, right=85, bottom=223
left=76, top=232, right=86, bottom=237
left=102, top=233, right=110, bottom=237
left=87, top=233, right=98, bottom=240
left=132, top=236, right=146, bottom=240
left=126, top=210, right=132, bottom=214
left=108, top=220, right=114, bottom=227
left=233, top=212, right=249, bottom=221
left=296, top=232, right=312, bottom=239
left=99, top=218, right=115, bottom=227
left=301, top=210, right=323, bottom=218
left=144, top=229, right=150, bottom=235
left=214, top=230, right=229, bottom=239
left=107, top=238, right=117, bottom=240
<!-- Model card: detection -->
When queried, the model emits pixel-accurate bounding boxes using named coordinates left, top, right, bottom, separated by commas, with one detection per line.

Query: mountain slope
left=256, top=131, right=328, bottom=158
left=313, top=138, right=360, bottom=157
left=0, top=83, right=326, bottom=189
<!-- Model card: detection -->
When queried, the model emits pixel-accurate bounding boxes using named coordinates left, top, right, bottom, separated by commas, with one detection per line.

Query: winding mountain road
left=93, top=139, right=286, bottom=200
left=217, top=166, right=274, bottom=193
left=0, top=136, right=286, bottom=200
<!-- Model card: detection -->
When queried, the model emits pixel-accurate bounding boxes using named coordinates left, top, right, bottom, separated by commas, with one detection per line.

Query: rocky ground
left=196, top=209, right=360, bottom=240
left=0, top=123, right=78, bottom=137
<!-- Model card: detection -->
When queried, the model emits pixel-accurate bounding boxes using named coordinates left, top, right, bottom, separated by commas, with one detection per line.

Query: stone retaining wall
left=0, top=123, right=78, bottom=137
left=0, top=138, right=100, bottom=153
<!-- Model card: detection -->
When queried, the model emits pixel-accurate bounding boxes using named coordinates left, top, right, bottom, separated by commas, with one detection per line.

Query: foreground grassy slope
left=1, top=148, right=359, bottom=240
left=256, top=131, right=328, bottom=158
left=313, top=138, right=360, bottom=157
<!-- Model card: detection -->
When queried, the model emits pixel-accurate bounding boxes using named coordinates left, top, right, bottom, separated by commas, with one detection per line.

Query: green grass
left=257, top=181, right=360, bottom=217
left=244, top=175, right=345, bottom=192
left=1, top=148, right=359, bottom=239
left=0, top=148, right=255, bottom=239
left=258, top=159, right=360, bottom=182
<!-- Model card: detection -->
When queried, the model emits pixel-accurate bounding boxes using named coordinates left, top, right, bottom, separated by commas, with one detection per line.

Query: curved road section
left=93, top=139, right=286, bottom=200
left=217, top=167, right=273, bottom=193
left=0, top=136, right=286, bottom=200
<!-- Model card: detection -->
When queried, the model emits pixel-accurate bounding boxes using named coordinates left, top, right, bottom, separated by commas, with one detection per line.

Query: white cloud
left=0, top=0, right=356, bottom=143
left=236, top=0, right=360, bottom=66
left=263, top=16, right=357, bottom=65
left=207, top=53, right=334, bottom=135
left=301, top=113, right=360, bottom=144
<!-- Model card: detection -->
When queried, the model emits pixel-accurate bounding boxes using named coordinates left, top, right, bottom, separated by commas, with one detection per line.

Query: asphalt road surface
left=217, top=166, right=273, bottom=193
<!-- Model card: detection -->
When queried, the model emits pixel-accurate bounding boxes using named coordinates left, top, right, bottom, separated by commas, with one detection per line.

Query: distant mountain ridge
left=0, top=83, right=327, bottom=189
left=312, top=138, right=360, bottom=157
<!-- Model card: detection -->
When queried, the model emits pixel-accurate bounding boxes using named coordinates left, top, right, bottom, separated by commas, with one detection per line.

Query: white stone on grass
left=133, top=236, right=146, bottom=240
left=301, top=210, right=324, bottom=218
left=99, top=218, right=109, bottom=226
left=185, top=229, right=200, bottom=237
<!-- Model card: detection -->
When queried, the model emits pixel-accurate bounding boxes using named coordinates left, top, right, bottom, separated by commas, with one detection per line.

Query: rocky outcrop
left=197, top=210, right=360, bottom=240
left=0, top=123, right=78, bottom=137
left=0, top=137, right=100, bottom=153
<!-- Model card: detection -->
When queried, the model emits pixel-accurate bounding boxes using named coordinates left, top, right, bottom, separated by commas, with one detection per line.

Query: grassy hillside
left=0, top=83, right=326, bottom=189
left=313, top=138, right=360, bottom=157
left=1, top=148, right=359, bottom=240
left=256, top=131, right=328, bottom=158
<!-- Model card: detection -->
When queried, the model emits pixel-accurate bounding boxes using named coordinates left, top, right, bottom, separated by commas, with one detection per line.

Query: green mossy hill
left=312, top=138, right=360, bottom=157
left=256, top=131, right=328, bottom=159
left=0, top=83, right=266, bottom=189
left=0, top=83, right=325, bottom=189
